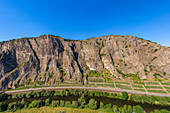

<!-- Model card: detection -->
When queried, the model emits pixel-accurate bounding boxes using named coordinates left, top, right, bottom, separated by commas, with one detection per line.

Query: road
left=5, top=86, right=170, bottom=97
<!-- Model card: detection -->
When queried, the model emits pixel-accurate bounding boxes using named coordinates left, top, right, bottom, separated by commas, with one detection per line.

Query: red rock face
left=0, top=35, right=169, bottom=90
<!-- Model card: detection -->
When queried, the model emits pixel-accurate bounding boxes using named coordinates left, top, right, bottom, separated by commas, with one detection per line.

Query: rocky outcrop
left=0, top=35, right=169, bottom=90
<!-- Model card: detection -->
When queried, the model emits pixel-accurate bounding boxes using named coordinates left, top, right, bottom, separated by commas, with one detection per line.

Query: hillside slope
left=0, top=35, right=169, bottom=90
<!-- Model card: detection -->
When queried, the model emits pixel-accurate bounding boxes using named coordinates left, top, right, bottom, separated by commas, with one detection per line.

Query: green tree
left=78, top=94, right=86, bottom=105
left=100, top=102, right=104, bottom=109
left=7, top=102, right=18, bottom=112
left=133, top=105, right=144, bottom=113
left=88, top=99, right=98, bottom=110
left=60, top=100, right=65, bottom=107
left=71, top=101, right=78, bottom=108
left=45, top=98, right=52, bottom=106
left=51, top=100, right=59, bottom=107
left=28, top=100, right=43, bottom=108
left=0, top=102, right=7, bottom=112
left=160, top=109, right=169, bottom=113
left=65, top=101, right=71, bottom=107
left=121, top=91, right=129, bottom=100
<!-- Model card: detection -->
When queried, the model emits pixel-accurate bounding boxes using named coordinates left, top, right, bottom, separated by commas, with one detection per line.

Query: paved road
left=5, top=86, right=170, bottom=97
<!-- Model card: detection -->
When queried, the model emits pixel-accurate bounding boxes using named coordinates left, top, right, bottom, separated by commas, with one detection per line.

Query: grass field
left=147, top=90, right=167, bottom=94
left=116, top=84, right=132, bottom=90
left=167, top=90, right=170, bottom=93
left=96, top=84, right=115, bottom=88
left=134, top=89, right=146, bottom=92
left=132, top=84, right=143, bottom=88
left=4, top=107, right=104, bottom=113
left=161, top=82, right=170, bottom=86
left=164, top=86, right=170, bottom=90
left=88, top=78, right=104, bottom=82
left=115, top=81, right=130, bottom=85
left=145, top=86, right=163, bottom=89
left=145, top=82, right=159, bottom=85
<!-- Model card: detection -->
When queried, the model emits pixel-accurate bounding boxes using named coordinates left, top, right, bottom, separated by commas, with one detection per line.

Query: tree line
left=0, top=95, right=169, bottom=113
left=0, top=89, right=169, bottom=112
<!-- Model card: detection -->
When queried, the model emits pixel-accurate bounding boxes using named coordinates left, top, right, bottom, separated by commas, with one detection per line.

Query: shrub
left=0, top=102, right=7, bottom=112
left=78, top=95, right=86, bottom=105
left=60, top=100, right=65, bottom=107
left=51, top=100, right=59, bottom=107
left=65, top=101, right=71, bottom=107
left=45, top=98, right=52, bottom=106
left=133, top=105, right=144, bottom=113
left=28, top=100, right=44, bottom=108
left=88, top=99, right=98, bottom=110
left=71, top=101, right=78, bottom=108
left=7, top=102, right=18, bottom=112
left=121, top=91, right=129, bottom=100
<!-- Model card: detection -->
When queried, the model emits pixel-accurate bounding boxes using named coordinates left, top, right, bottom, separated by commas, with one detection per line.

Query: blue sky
left=0, top=0, right=170, bottom=46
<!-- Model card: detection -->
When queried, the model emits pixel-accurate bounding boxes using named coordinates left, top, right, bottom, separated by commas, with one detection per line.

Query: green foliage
left=71, top=101, right=78, bottom=108
left=116, top=84, right=132, bottom=90
left=65, top=101, right=71, bottom=107
left=88, top=70, right=101, bottom=77
left=7, top=102, right=18, bottom=112
left=133, top=105, right=145, bottom=113
left=60, top=100, right=65, bottom=107
left=88, top=99, right=98, bottom=110
left=88, top=78, right=104, bottom=82
left=45, top=98, right=52, bottom=106
left=28, top=100, right=44, bottom=108
left=26, top=79, right=31, bottom=85
left=78, top=95, right=86, bottom=105
left=51, top=100, right=59, bottom=107
left=153, top=73, right=163, bottom=78
left=85, top=65, right=89, bottom=70
left=121, top=91, right=129, bottom=100
left=151, top=56, right=158, bottom=61
left=48, top=72, right=54, bottom=78
left=0, top=102, right=7, bottom=112
left=100, top=53, right=106, bottom=56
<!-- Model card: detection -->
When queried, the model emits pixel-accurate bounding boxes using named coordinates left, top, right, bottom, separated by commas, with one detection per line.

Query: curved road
left=5, top=86, right=170, bottom=97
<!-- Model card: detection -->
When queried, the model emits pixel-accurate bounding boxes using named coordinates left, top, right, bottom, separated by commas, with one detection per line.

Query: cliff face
left=0, top=35, right=169, bottom=90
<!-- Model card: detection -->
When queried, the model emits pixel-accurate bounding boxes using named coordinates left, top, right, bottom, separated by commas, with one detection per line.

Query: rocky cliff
left=0, top=35, right=169, bottom=90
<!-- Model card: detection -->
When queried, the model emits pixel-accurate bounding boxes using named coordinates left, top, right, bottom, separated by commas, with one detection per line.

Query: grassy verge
left=132, top=84, right=143, bottom=88
left=161, top=82, right=170, bottom=86
left=115, top=81, right=130, bottom=85
left=145, top=86, right=163, bottom=89
left=164, top=86, right=170, bottom=90
left=5, top=107, right=104, bottom=113
left=145, top=82, right=159, bottom=85
left=147, top=90, right=167, bottom=94
left=134, top=89, right=146, bottom=92
left=88, top=78, right=104, bottom=82
left=116, top=84, right=132, bottom=90
left=167, top=90, right=170, bottom=93
left=96, top=84, right=115, bottom=88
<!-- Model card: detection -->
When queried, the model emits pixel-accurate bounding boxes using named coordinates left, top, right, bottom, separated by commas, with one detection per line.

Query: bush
left=60, top=100, right=65, bottom=107
left=0, top=102, right=7, bottom=112
left=65, top=101, right=71, bottom=107
left=88, top=99, right=98, bottom=110
left=133, top=105, right=144, bottom=113
left=45, top=98, right=52, bottom=106
left=28, top=100, right=44, bottom=108
left=71, top=101, right=78, bottom=108
left=7, top=102, right=18, bottom=112
left=78, top=95, right=86, bottom=105
left=121, top=91, right=129, bottom=100
left=51, top=100, right=59, bottom=107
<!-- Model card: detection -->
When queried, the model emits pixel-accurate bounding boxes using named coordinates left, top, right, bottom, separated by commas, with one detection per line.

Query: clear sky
left=0, top=0, right=170, bottom=46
